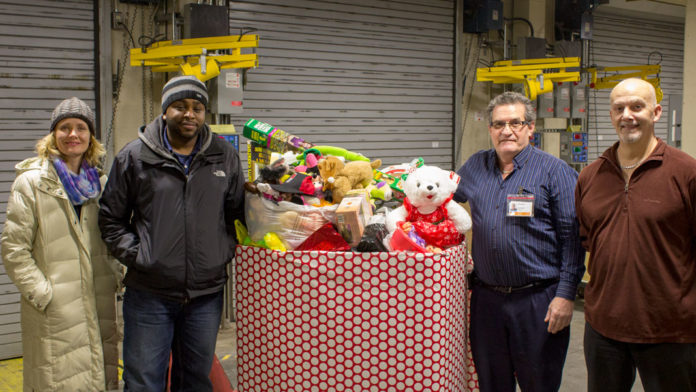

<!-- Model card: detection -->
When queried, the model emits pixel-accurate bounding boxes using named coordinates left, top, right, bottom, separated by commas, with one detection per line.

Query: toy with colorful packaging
left=246, top=140, right=291, bottom=182
left=335, top=191, right=372, bottom=247
left=243, top=118, right=314, bottom=153
left=373, top=158, right=424, bottom=200
left=366, top=180, right=392, bottom=201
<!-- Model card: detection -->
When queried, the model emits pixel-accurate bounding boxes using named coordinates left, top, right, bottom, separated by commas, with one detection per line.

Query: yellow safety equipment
left=586, top=64, right=662, bottom=102
left=476, top=57, right=581, bottom=100
left=130, top=34, right=259, bottom=82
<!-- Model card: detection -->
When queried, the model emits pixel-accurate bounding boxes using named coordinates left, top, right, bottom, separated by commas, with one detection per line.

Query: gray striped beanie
left=50, top=97, right=95, bottom=135
left=161, top=75, right=208, bottom=112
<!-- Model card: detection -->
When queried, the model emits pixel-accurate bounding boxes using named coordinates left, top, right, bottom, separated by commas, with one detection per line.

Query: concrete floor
left=217, top=298, right=646, bottom=391
left=0, top=298, right=647, bottom=392
left=558, top=299, right=644, bottom=392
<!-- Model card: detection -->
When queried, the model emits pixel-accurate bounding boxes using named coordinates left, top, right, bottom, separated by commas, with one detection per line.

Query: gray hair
left=486, top=91, right=536, bottom=123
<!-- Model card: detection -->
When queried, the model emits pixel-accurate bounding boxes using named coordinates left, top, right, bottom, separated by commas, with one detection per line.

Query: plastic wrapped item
left=355, top=223, right=389, bottom=252
left=294, top=223, right=351, bottom=251
left=245, top=192, right=338, bottom=250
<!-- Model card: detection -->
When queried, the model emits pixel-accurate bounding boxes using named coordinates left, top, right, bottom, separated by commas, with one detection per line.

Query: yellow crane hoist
left=477, top=57, right=662, bottom=102
left=476, top=57, right=581, bottom=100
left=586, top=64, right=662, bottom=102
left=130, top=34, right=259, bottom=82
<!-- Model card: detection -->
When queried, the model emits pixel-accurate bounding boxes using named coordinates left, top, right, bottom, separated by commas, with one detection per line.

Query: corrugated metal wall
left=0, top=0, right=97, bottom=360
left=587, top=10, right=684, bottom=161
left=227, top=0, right=457, bottom=169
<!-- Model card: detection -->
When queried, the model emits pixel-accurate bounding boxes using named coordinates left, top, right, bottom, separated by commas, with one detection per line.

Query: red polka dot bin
left=236, top=245, right=479, bottom=391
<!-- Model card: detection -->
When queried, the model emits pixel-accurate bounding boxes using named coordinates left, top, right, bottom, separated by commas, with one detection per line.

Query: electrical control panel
left=217, top=134, right=239, bottom=151
left=208, top=68, right=244, bottom=114
left=530, top=133, right=542, bottom=149
left=560, top=132, right=588, bottom=163
left=537, top=89, right=555, bottom=119
left=571, top=83, right=587, bottom=118
left=463, top=0, right=503, bottom=33
left=555, top=83, right=571, bottom=118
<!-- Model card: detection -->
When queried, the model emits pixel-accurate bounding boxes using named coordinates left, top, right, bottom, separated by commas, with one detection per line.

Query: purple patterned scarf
left=52, top=158, right=101, bottom=205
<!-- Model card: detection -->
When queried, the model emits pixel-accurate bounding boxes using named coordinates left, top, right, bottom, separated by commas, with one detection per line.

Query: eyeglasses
left=489, top=120, right=531, bottom=131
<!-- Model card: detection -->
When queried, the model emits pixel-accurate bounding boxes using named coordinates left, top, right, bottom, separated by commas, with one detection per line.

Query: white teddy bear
left=386, top=165, right=472, bottom=250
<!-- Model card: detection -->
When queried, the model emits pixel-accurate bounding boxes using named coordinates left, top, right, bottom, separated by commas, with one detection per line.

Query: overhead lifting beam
left=477, top=57, right=662, bottom=102
left=477, top=57, right=581, bottom=100
left=130, top=34, right=259, bottom=82
left=586, top=64, right=662, bottom=102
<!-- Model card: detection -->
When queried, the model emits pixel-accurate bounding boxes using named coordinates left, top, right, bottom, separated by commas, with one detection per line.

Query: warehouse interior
left=0, top=0, right=691, bottom=390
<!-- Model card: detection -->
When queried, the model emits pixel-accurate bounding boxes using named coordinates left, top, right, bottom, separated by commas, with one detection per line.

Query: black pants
left=584, top=322, right=696, bottom=392
left=470, top=282, right=570, bottom=392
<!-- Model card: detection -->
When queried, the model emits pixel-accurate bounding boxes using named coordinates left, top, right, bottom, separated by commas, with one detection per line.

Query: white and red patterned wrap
left=236, top=245, right=479, bottom=391
left=401, top=194, right=465, bottom=249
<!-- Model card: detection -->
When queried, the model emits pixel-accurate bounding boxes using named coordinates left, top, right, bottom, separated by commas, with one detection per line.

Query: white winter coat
left=0, top=157, right=122, bottom=392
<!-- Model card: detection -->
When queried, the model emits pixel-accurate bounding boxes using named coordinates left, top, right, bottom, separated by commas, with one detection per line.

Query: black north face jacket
left=98, top=116, right=245, bottom=302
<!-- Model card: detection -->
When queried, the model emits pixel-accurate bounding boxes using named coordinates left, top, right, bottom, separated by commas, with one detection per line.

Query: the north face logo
left=213, top=170, right=226, bottom=177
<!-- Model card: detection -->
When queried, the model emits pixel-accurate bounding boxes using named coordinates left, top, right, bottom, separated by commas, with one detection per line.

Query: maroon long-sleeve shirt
left=576, top=138, right=696, bottom=343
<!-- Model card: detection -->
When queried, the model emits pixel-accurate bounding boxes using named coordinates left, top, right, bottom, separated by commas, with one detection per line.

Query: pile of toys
left=238, top=119, right=472, bottom=253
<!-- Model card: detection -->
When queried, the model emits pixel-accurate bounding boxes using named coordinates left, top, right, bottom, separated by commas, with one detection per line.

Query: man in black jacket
left=99, top=75, right=245, bottom=392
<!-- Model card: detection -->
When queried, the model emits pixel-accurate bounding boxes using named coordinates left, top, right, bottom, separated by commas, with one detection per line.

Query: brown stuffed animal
left=331, top=159, right=382, bottom=204
left=317, top=156, right=345, bottom=193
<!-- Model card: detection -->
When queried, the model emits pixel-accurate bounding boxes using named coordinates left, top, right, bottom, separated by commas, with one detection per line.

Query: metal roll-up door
left=587, top=11, right=684, bottom=161
left=227, top=0, right=456, bottom=169
left=0, top=0, right=97, bottom=360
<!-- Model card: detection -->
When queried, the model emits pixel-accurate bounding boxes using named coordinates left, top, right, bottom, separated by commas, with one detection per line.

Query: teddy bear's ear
left=449, top=171, right=461, bottom=185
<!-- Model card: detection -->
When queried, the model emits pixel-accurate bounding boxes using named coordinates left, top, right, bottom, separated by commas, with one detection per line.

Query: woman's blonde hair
left=36, top=132, right=106, bottom=168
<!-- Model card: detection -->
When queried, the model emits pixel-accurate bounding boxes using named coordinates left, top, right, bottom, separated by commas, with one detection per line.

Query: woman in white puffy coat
left=0, top=97, right=123, bottom=392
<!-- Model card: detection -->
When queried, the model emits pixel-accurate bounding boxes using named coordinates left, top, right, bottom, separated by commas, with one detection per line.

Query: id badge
left=507, top=194, right=534, bottom=217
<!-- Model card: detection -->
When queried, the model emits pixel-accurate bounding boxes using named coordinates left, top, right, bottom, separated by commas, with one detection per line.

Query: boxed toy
left=246, top=141, right=275, bottom=181
left=335, top=190, right=372, bottom=247
left=243, top=118, right=314, bottom=153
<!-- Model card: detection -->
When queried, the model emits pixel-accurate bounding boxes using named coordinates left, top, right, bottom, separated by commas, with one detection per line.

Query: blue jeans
left=122, top=287, right=223, bottom=392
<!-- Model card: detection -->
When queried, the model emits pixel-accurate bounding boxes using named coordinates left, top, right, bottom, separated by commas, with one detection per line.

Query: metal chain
left=103, top=4, right=137, bottom=166
left=141, top=5, right=147, bottom=125
left=147, top=3, right=156, bottom=121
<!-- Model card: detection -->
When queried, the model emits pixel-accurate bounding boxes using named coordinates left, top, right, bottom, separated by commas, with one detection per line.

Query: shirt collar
left=162, top=125, right=201, bottom=157
left=487, top=144, right=534, bottom=172
left=602, top=137, right=666, bottom=166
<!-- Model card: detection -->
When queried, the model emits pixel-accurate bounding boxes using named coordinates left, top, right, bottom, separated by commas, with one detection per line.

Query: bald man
left=575, top=78, right=696, bottom=391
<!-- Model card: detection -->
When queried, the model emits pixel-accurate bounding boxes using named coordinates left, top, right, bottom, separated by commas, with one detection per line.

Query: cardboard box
left=243, top=118, right=313, bottom=153
left=235, top=245, right=477, bottom=391
left=246, top=141, right=281, bottom=181
left=335, top=193, right=372, bottom=247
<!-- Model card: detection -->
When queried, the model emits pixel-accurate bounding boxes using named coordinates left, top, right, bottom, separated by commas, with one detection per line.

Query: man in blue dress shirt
left=455, top=91, right=585, bottom=391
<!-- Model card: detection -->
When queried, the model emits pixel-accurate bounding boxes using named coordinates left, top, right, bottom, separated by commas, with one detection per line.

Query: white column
left=681, top=0, right=696, bottom=157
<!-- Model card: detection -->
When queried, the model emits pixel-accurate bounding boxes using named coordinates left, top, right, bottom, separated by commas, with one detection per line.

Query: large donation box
left=236, top=245, right=479, bottom=391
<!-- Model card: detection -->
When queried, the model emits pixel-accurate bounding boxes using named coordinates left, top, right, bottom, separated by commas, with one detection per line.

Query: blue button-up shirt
left=454, top=144, right=585, bottom=300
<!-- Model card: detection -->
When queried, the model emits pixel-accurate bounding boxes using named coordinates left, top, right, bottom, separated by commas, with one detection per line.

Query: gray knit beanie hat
left=161, top=75, right=208, bottom=112
left=50, top=97, right=95, bottom=135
